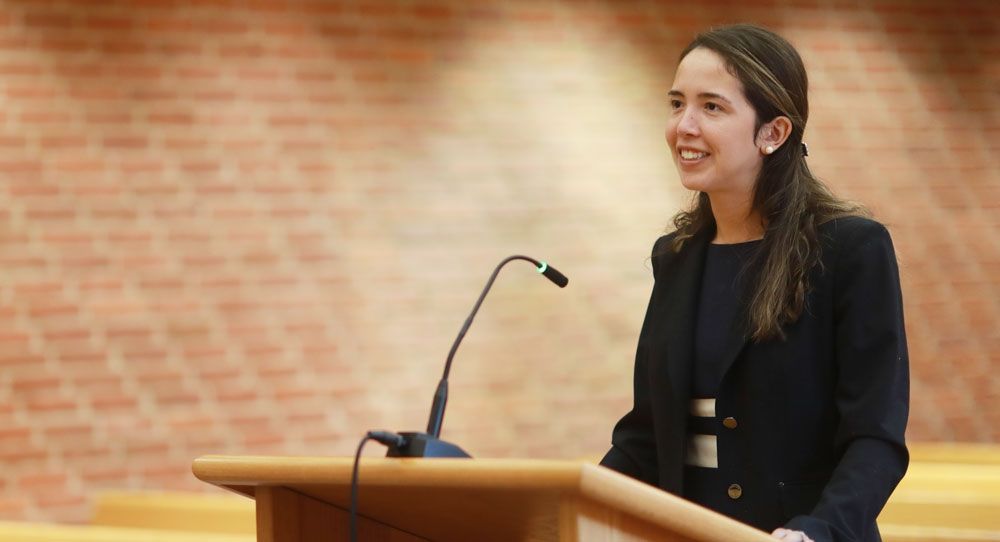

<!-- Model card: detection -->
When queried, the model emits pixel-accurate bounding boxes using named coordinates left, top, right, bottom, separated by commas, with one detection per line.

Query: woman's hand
left=771, top=528, right=814, bottom=542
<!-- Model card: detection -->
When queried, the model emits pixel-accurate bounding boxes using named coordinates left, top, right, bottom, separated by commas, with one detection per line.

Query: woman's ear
left=756, top=116, right=793, bottom=155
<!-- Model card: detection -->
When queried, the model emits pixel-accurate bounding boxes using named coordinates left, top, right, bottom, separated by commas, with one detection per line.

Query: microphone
left=535, top=260, right=569, bottom=288
left=385, top=255, right=568, bottom=458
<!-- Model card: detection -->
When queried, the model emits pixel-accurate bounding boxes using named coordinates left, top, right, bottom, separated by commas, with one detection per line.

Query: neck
left=708, top=192, right=764, bottom=244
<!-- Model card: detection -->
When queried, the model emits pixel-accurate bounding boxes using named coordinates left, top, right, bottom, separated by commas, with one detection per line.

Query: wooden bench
left=879, top=459, right=1000, bottom=542
left=91, top=490, right=254, bottom=535
left=0, top=521, right=254, bottom=542
left=909, top=442, right=1000, bottom=465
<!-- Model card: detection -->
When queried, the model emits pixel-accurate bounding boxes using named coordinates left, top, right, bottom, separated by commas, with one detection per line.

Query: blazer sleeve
left=785, top=220, right=910, bottom=542
left=599, top=236, right=668, bottom=486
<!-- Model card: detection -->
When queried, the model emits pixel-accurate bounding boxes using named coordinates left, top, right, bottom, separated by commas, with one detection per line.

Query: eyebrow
left=667, top=90, right=734, bottom=105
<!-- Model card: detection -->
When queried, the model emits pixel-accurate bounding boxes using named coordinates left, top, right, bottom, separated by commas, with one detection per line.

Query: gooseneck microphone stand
left=384, top=255, right=569, bottom=458
left=350, top=255, right=568, bottom=542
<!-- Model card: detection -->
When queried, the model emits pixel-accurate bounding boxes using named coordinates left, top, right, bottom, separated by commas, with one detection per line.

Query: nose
left=676, top=108, right=700, bottom=137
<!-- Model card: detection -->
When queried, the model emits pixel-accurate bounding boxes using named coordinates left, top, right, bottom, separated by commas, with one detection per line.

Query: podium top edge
left=192, top=455, right=595, bottom=490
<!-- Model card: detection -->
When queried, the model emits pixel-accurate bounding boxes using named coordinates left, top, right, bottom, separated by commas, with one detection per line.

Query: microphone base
left=385, top=432, right=472, bottom=458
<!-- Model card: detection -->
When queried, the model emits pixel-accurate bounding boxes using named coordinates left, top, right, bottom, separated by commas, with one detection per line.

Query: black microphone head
left=537, top=261, right=568, bottom=288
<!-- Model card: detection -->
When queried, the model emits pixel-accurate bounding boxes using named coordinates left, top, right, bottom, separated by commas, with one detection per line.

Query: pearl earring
left=764, top=145, right=775, bottom=155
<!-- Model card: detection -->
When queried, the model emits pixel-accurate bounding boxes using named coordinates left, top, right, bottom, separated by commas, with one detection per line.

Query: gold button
left=722, top=417, right=738, bottom=429
left=728, top=483, right=743, bottom=499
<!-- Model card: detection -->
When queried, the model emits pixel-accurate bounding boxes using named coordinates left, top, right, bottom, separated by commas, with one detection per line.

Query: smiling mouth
left=679, top=149, right=709, bottom=160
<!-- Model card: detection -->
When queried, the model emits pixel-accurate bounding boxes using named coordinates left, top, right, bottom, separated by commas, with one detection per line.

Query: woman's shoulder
left=818, top=214, right=893, bottom=249
left=650, top=229, right=697, bottom=262
left=817, top=215, right=899, bottom=275
left=652, top=231, right=679, bottom=255
left=646, top=231, right=688, bottom=276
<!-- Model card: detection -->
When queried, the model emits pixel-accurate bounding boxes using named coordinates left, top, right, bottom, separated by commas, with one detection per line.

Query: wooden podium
left=193, top=455, right=773, bottom=542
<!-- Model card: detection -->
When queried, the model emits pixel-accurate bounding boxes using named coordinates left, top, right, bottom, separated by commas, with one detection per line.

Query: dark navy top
left=683, top=239, right=761, bottom=516
left=692, top=240, right=760, bottom=398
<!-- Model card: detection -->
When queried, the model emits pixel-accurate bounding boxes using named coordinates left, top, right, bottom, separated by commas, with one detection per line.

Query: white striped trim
left=685, top=434, right=718, bottom=468
left=690, top=398, right=716, bottom=418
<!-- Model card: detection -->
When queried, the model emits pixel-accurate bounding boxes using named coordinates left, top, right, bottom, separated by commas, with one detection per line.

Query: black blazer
left=601, top=216, right=909, bottom=542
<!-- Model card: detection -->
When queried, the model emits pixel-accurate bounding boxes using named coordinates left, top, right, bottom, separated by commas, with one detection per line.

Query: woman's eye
left=669, top=99, right=683, bottom=110
left=705, top=102, right=722, bottom=112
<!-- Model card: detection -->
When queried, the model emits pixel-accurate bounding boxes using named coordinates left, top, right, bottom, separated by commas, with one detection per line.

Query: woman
left=600, top=25, right=909, bottom=542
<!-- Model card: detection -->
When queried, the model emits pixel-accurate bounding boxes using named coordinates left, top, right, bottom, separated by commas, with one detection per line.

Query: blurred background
left=0, top=0, right=996, bottom=524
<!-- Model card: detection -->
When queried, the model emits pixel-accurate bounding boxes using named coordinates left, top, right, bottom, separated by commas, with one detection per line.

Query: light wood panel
left=908, top=443, right=1000, bottom=465
left=880, top=525, right=1000, bottom=542
left=255, top=486, right=428, bottom=542
left=0, top=521, right=253, bottom=542
left=92, top=491, right=254, bottom=534
left=879, top=462, right=1000, bottom=531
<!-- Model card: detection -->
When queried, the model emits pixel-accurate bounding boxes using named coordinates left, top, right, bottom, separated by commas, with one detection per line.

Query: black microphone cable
left=350, top=430, right=406, bottom=542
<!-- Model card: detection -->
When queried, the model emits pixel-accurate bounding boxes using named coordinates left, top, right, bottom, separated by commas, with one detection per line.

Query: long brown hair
left=669, top=24, right=865, bottom=341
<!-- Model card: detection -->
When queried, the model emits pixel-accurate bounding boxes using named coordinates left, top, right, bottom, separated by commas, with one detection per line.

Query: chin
left=678, top=174, right=711, bottom=193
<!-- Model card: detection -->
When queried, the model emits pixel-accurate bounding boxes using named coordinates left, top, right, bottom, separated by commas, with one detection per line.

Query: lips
left=677, top=146, right=710, bottom=163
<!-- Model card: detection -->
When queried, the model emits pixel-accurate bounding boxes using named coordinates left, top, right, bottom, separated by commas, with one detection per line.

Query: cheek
left=664, top=121, right=677, bottom=148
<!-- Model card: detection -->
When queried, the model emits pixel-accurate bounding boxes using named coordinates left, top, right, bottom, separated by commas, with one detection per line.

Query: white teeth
left=680, top=149, right=707, bottom=160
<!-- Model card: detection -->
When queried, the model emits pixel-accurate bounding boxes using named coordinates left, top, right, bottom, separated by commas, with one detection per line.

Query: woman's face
left=666, top=47, right=763, bottom=198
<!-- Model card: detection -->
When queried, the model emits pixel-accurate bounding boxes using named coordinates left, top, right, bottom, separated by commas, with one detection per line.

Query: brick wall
left=0, top=0, right=997, bottom=523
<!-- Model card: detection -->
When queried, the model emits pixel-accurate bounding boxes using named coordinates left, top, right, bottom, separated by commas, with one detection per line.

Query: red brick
left=263, top=21, right=307, bottom=36
left=0, top=35, right=28, bottom=51
left=268, top=115, right=311, bottom=127
left=0, top=355, right=45, bottom=368
left=6, top=86, right=59, bottom=99
left=52, top=63, right=104, bottom=77
left=181, top=160, right=221, bottom=173
left=81, top=467, right=129, bottom=483
left=0, top=160, right=43, bottom=173
left=36, top=493, right=87, bottom=509
left=295, top=69, right=337, bottom=82
left=319, top=23, right=362, bottom=38
left=99, top=41, right=146, bottom=55
left=7, top=182, right=57, bottom=196
left=26, top=398, right=78, bottom=412
left=85, top=112, right=132, bottom=124
left=69, top=88, right=122, bottom=102
left=0, top=63, right=43, bottom=75
left=17, top=472, right=69, bottom=490
left=103, top=136, right=149, bottom=149
left=72, top=183, right=121, bottom=196
left=357, top=2, right=400, bottom=16
left=149, top=112, right=195, bottom=124
left=116, top=66, right=163, bottom=80
left=24, top=14, right=76, bottom=28
left=0, top=447, right=47, bottom=464
left=0, top=135, right=26, bottom=148
left=12, top=376, right=62, bottom=392
left=244, top=431, right=285, bottom=447
left=43, top=424, right=92, bottom=439
left=0, top=497, right=29, bottom=519
left=220, top=44, right=267, bottom=58
left=0, top=427, right=32, bottom=442
left=121, top=160, right=164, bottom=173
left=20, top=111, right=74, bottom=123
left=26, top=208, right=76, bottom=221
left=87, top=16, right=135, bottom=31
left=158, top=42, right=203, bottom=55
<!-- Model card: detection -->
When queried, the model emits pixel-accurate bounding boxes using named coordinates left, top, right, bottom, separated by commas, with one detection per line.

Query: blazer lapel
left=660, top=230, right=709, bottom=402
left=717, top=303, right=751, bottom=384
